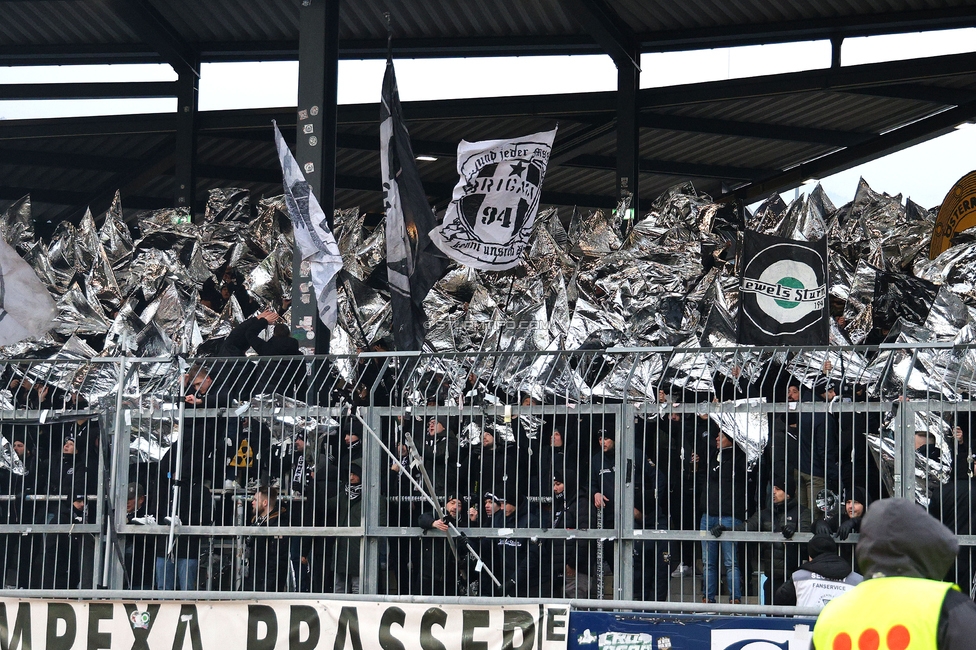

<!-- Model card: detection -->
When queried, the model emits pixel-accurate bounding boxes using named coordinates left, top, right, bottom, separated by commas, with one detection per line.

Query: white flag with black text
left=0, top=238, right=56, bottom=346
left=273, top=122, right=343, bottom=330
left=430, top=128, right=556, bottom=271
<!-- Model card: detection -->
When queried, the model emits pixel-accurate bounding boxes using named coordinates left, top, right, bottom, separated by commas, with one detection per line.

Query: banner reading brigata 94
left=430, top=127, right=557, bottom=271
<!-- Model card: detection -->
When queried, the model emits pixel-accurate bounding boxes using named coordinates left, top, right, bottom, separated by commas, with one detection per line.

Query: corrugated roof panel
left=0, top=1, right=137, bottom=46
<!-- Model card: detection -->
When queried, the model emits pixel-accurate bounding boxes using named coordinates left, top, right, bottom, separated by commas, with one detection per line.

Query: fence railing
left=0, top=344, right=971, bottom=607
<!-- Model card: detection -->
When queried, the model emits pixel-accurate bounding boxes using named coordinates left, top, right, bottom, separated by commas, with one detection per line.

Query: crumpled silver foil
left=78, top=209, right=122, bottom=310
left=246, top=394, right=339, bottom=443
left=54, top=285, right=111, bottom=337
left=569, top=208, right=623, bottom=258
left=22, top=334, right=97, bottom=398
left=126, top=396, right=180, bottom=463
left=0, top=431, right=25, bottom=476
left=99, top=192, right=133, bottom=273
left=502, top=342, right=588, bottom=403
left=336, top=208, right=385, bottom=282
left=245, top=236, right=293, bottom=311
left=590, top=352, right=665, bottom=402
left=668, top=337, right=718, bottom=394
left=865, top=320, right=964, bottom=402
left=708, top=397, right=768, bottom=466
left=748, top=194, right=788, bottom=235
left=1, top=172, right=974, bottom=468
left=337, top=275, right=391, bottom=350
left=868, top=404, right=953, bottom=505
left=842, top=260, right=878, bottom=345
left=47, top=221, right=79, bottom=292
left=778, top=184, right=832, bottom=241
left=787, top=348, right=878, bottom=389
left=0, top=194, right=34, bottom=251
left=204, top=188, right=251, bottom=224
left=248, top=195, right=288, bottom=257
left=915, top=239, right=976, bottom=304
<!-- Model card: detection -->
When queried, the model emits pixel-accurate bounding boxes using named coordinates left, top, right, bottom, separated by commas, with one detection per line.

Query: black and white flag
left=738, top=230, right=829, bottom=346
left=381, top=58, right=447, bottom=351
left=0, top=238, right=56, bottom=346
left=429, top=128, right=556, bottom=271
left=273, top=122, right=343, bottom=330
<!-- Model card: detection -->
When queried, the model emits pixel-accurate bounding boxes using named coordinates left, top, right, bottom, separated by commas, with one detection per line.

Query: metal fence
left=0, top=344, right=972, bottom=607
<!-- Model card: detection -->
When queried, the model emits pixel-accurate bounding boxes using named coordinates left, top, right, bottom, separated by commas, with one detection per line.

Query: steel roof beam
left=0, top=81, right=177, bottom=100
left=843, top=84, right=976, bottom=106
left=550, top=121, right=618, bottom=165
left=106, top=0, right=198, bottom=78
left=724, top=99, right=976, bottom=203
left=0, top=186, right=171, bottom=215
left=563, top=0, right=639, bottom=70
left=0, top=148, right=134, bottom=172
left=639, top=50, right=976, bottom=108
left=639, top=5, right=976, bottom=53
left=0, top=5, right=973, bottom=66
left=563, top=154, right=769, bottom=182
left=638, top=113, right=860, bottom=146
left=0, top=50, right=972, bottom=141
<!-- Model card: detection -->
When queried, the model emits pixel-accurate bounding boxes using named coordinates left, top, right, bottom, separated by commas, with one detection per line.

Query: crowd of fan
left=1, top=315, right=974, bottom=604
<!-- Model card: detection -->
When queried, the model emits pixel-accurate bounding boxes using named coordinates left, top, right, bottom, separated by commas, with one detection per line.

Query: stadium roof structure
left=2, top=0, right=976, bottom=230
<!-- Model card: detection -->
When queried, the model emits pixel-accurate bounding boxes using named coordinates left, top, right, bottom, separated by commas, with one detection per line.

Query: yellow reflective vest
left=813, top=576, right=955, bottom=650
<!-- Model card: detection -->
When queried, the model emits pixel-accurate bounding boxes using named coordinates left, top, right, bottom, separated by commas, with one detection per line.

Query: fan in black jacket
left=697, top=429, right=749, bottom=603
left=716, top=472, right=811, bottom=603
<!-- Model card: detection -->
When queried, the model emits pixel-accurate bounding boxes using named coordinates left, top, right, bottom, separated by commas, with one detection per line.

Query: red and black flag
left=380, top=57, right=448, bottom=351
left=738, top=230, right=829, bottom=346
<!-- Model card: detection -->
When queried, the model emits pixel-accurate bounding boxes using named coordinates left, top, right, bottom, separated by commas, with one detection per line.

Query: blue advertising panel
left=570, top=611, right=817, bottom=650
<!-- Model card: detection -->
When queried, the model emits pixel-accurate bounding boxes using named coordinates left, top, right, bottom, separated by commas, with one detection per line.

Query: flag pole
left=354, top=409, right=501, bottom=587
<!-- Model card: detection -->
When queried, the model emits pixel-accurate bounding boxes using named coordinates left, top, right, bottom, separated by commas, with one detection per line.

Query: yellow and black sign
left=931, top=170, right=976, bottom=258
left=229, top=439, right=253, bottom=467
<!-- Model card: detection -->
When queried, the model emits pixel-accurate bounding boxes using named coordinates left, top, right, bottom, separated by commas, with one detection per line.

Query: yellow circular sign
left=931, top=170, right=976, bottom=258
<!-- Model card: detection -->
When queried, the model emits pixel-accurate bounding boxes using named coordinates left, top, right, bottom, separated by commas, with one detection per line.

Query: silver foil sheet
left=1, top=194, right=34, bottom=251
left=127, top=396, right=180, bottom=463
left=0, top=431, right=25, bottom=476
left=868, top=405, right=953, bottom=505
left=707, top=397, right=769, bottom=466
left=54, top=286, right=111, bottom=337
left=569, top=208, right=623, bottom=258
left=246, top=395, right=340, bottom=444
left=204, top=188, right=251, bottom=224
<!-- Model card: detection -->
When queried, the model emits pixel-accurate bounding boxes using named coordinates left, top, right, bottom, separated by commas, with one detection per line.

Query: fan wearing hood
left=813, top=498, right=976, bottom=650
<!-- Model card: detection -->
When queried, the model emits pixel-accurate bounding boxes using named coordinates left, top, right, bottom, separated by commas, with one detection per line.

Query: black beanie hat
left=807, top=533, right=837, bottom=557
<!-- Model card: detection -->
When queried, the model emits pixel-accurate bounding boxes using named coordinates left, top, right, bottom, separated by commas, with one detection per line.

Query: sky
left=2, top=28, right=976, bottom=211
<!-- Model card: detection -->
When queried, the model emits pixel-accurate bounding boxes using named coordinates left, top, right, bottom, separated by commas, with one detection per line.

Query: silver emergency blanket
left=245, top=394, right=339, bottom=443
left=127, top=396, right=181, bottom=464
left=866, top=400, right=954, bottom=505
left=0, top=171, right=973, bottom=467
left=706, top=397, right=769, bottom=466
left=0, top=430, right=25, bottom=476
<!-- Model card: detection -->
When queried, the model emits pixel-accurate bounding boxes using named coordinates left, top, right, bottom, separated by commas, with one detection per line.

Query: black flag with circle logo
left=738, top=230, right=829, bottom=346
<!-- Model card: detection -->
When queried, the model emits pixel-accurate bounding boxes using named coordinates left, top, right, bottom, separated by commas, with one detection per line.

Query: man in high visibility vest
left=813, top=498, right=976, bottom=649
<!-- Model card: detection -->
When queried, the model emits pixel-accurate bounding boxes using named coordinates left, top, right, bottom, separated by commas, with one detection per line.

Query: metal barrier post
left=616, top=403, right=634, bottom=602
left=361, top=404, right=382, bottom=595
left=103, top=357, right=134, bottom=589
